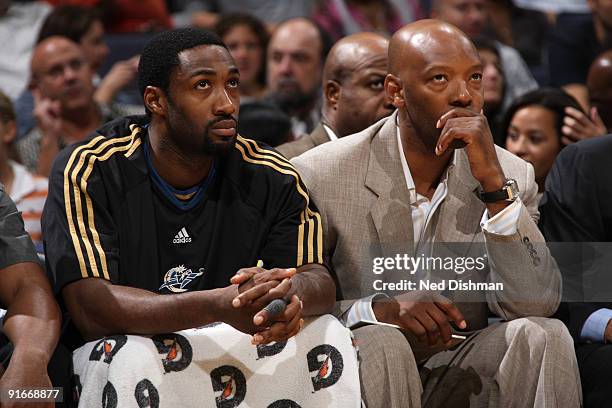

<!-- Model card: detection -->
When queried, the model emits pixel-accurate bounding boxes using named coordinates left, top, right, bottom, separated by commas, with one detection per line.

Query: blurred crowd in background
left=0, top=0, right=610, bottom=256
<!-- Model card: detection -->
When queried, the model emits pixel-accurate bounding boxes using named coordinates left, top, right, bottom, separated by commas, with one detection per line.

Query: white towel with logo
left=72, top=314, right=360, bottom=407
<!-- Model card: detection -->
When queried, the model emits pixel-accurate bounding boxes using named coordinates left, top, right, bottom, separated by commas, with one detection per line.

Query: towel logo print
left=102, top=381, right=117, bottom=408
left=135, top=379, right=160, bottom=408
left=267, top=400, right=302, bottom=407
left=211, top=365, right=247, bottom=407
left=256, top=340, right=288, bottom=359
left=152, top=333, right=193, bottom=373
left=89, top=335, right=128, bottom=364
left=307, top=344, right=344, bottom=392
left=159, top=265, right=204, bottom=293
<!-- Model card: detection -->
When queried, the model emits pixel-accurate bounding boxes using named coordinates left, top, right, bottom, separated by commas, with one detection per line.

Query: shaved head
left=388, top=19, right=478, bottom=76
left=587, top=49, right=612, bottom=92
left=322, top=32, right=393, bottom=137
left=385, top=19, right=484, bottom=149
left=31, top=36, right=83, bottom=77
left=324, top=32, right=388, bottom=84
left=587, top=50, right=612, bottom=130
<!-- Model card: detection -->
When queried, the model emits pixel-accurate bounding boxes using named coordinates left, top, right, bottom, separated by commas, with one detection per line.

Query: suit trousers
left=355, top=317, right=581, bottom=408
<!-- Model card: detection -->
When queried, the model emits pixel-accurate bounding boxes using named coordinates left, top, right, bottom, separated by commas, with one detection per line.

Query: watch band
left=480, top=188, right=510, bottom=203
left=479, top=179, right=518, bottom=203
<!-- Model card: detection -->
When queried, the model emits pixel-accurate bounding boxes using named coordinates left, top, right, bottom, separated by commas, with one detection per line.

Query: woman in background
left=503, top=88, right=585, bottom=200
left=215, top=13, right=269, bottom=103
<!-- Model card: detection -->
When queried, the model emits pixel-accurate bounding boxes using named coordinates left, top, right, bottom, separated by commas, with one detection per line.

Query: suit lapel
left=365, top=112, right=414, bottom=256
left=309, top=123, right=330, bottom=147
left=434, top=148, right=484, bottom=254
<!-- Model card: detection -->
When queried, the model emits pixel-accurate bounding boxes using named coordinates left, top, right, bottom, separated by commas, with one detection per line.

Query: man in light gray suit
left=292, top=20, right=581, bottom=407
left=277, top=32, right=394, bottom=159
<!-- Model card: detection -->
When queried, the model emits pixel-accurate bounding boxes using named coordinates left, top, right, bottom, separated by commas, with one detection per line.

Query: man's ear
left=385, top=74, right=405, bottom=108
left=324, top=80, right=341, bottom=109
left=143, top=86, right=167, bottom=116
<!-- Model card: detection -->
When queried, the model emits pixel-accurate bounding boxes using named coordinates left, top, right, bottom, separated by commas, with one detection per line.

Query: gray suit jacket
left=277, top=123, right=330, bottom=160
left=292, top=111, right=561, bottom=330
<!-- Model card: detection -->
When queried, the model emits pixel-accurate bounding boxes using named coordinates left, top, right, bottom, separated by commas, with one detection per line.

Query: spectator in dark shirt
left=539, top=135, right=612, bottom=408
left=548, top=0, right=612, bottom=109
left=586, top=49, right=612, bottom=132
left=549, top=50, right=611, bottom=146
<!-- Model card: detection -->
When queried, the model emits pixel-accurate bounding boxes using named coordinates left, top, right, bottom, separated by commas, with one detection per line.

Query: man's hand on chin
left=436, top=108, right=510, bottom=216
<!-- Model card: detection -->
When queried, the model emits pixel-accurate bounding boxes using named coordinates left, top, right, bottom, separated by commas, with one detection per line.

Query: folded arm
left=62, top=277, right=278, bottom=341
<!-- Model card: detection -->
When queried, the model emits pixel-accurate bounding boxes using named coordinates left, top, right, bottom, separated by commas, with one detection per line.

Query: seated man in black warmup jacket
left=42, top=28, right=336, bottom=395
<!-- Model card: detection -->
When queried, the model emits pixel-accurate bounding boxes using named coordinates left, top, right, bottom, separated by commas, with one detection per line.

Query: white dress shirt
left=322, top=124, right=338, bottom=141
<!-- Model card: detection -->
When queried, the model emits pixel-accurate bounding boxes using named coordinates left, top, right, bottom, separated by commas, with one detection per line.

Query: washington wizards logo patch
left=159, top=265, right=204, bottom=293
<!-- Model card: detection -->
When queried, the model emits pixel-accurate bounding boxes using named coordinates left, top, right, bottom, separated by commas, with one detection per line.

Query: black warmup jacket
left=42, top=116, right=326, bottom=347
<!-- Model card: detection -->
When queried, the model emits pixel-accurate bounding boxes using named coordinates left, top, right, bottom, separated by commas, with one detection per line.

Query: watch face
left=478, top=179, right=520, bottom=203
left=506, top=179, right=519, bottom=200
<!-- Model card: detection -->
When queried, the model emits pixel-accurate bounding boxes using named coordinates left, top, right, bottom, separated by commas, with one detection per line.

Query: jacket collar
left=310, top=122, right=332, bottom=146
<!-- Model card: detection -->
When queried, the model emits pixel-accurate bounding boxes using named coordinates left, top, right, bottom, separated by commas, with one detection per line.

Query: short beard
left=200, top=116, right=237, bottom=158
left=166, top=103, right=236, bottom=160
left=270, top=79, right=319, bottom=113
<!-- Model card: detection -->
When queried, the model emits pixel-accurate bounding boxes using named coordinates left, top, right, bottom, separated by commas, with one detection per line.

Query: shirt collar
left=143, top=133, right=216, bottom=211
left=322, top=123, right=338, bottom=141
